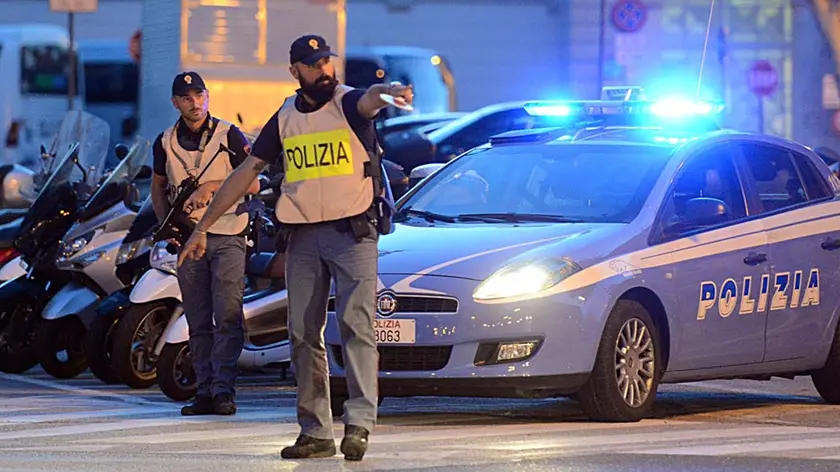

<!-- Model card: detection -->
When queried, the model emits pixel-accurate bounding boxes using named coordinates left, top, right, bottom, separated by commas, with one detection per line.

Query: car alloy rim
left=614, top=317, right=655, bottom=408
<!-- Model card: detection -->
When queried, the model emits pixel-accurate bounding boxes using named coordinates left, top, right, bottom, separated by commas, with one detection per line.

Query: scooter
left=0, top=142, right=75, bottom=282
left=33, top=140, right=153, bottom=379
left=0, top=111, right=129, bottom=374
left=153, top=245, right=290, bottom=401
left=108, top=180, right=282, bottom=389
left=84, top=195, right=157, bottom=384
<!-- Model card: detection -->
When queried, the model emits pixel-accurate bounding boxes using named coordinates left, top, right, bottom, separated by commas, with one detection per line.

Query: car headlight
left=473, top=257, right=582, bottom=301
left=57, top=231, right=95, bottom=263
left=116, top=235, right=153, bottom=265
left=150, top=242, right=178, bottom=275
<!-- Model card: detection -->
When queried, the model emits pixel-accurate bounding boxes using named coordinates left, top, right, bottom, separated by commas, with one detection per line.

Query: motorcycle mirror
left=114, top=144, right=130, bottom=161
left=135, top=165, right=152, bottom=181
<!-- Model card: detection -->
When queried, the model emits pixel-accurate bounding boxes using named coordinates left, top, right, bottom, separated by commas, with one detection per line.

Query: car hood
left=378, top=221, right=630, bottom=281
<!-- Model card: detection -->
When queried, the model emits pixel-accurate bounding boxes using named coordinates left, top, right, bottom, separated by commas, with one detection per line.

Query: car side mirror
left=665, top=197, right=729, bottom=235
left=409, top=163, right=446, bottom=188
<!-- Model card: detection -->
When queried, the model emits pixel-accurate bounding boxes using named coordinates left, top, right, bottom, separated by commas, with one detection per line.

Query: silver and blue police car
left=326, top=97, right=840, bottom=422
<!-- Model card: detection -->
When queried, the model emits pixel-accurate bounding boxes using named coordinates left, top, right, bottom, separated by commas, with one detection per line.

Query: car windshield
left=400, top=142, right=675, bottom=224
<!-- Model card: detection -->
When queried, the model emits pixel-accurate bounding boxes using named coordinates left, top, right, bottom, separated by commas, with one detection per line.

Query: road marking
left=0, top=407, right=173, bottom=424
left=0, top=372, right=171, bottom=408
left=410, top=424, right=835, bottom=449
left=0, top=409, right=297, bottom=440
left=86, top=423, right=302, bottom=444
left=623, top=435, right=840, bottom=456
left=686, top=381, right=821, bottom=401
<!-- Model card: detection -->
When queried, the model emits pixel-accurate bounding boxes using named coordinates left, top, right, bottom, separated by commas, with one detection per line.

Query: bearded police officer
left=152, top=71, right=260, bottom=416
left=178, top=34, right=410, bottom=461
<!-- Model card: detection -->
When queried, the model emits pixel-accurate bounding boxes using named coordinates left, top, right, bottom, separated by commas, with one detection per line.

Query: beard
left=299, top=73, right=338, bottom=104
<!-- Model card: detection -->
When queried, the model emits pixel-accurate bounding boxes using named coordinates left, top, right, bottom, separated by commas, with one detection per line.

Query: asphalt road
left=0, top=368, right=839, bottom=471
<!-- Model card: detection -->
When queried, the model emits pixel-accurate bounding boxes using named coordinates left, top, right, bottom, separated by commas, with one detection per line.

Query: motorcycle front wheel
left=157, top=341, right=196, bottom=402
left=34, top=316, right=88, bottom=379
left=0, top=295, right=42, bottom=374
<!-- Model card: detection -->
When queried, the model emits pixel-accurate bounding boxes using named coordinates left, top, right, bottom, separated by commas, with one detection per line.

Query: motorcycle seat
left=0, top=219, right=21, bottom=248
left=246, top=252, right=285, bottom=279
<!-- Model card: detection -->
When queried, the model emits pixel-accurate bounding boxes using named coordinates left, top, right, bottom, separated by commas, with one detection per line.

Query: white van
left=78, top=39, right=139, bottom=168
left=345, top=46, right=457, bottom=119
left=0, top=24, right=83, bottom=168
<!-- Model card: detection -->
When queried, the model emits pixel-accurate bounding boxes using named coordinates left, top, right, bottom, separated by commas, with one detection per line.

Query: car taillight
left=6, top=121, right=21, bottom=148
left=0, top=248, right=18, bottom=266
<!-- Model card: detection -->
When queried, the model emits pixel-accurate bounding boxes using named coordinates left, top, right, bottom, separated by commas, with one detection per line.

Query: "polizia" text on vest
left=274, top=85, right=374, bottom=224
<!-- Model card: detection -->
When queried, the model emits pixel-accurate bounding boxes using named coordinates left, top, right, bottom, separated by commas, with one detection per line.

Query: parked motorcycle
left=108, top=180, right=281, bottom=389
left=0, top=139, right=81, bottom=283
left=33, top=139, right=152, bottom=378
left=84, top=195, right=157, bottom=384
left=153, top=245, right=290, bottom=401
left=0, top=111, right=112, bottom=374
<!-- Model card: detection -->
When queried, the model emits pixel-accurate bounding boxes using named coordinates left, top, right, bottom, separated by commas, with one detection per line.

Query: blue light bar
left=648, top=99, right=724, bottom=118
left=523, top=98, right=724, bottom=119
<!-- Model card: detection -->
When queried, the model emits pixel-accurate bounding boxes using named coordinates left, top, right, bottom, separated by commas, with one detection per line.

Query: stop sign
left=748, top=60, right=778, bottom=97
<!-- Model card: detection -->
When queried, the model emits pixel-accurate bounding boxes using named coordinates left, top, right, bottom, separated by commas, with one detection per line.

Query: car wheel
left=811, top=321, right=840, bottom=404
left=578, top=299, right=660, bottom=422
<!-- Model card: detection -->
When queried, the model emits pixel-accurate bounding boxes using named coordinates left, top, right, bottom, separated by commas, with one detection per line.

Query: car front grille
left=327, top=295, right=458, bottom=314
left=330, top=345, right=452, bottom=371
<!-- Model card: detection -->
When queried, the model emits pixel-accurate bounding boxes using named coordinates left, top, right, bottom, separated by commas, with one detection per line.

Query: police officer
left=178, top=34, right=411, bottom=461
left=152, top=71, right=260, bottom=416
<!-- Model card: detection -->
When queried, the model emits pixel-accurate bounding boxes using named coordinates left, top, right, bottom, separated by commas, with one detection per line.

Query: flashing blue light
left=648, top=99, right=722, bottom=118
left=523, top=97, right=724, bottom=120
left=523, top=103, right=576, bottom=117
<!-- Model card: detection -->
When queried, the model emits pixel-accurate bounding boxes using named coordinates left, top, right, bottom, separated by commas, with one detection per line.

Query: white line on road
left=0, top=407, right=174, bottom=424
left=0, top=409, right=297, bottom=440
left=0, top=372, right=172, bottom=408
left=429, top=424, right=839, bottom=451
left=622, top=435, right=840, bottom=456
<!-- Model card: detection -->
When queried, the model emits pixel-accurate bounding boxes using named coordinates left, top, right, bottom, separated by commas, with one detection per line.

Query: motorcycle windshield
left=82, top=136, right=151, bottom=214
left=123, top=195, right=158, bottom=243
left=19, top=111, right=111, bottom=202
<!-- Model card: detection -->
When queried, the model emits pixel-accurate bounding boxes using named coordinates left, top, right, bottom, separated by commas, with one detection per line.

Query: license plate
left=374, top=318, right=415, bottom=344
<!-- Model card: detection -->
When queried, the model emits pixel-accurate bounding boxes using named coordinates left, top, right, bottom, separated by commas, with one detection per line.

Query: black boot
left=340, top=425, right=369, bottom=461
left=214, top=394, right=237, bottom=415
left=280, top=435, right=336, bottom=459
left=180, top=396, right=214, bottom=416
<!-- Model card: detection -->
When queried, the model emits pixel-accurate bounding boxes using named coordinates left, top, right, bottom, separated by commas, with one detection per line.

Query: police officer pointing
left=152, top=72, right=260, bottom=416
left=178, top=35, right=411, bottom=461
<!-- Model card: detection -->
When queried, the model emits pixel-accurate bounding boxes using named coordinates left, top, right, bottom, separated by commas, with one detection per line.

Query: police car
left=325, top=97, right=840, bottom=422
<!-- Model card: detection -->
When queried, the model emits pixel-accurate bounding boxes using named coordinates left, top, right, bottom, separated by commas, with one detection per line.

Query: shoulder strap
left=168, top=117, right=220, bottom=179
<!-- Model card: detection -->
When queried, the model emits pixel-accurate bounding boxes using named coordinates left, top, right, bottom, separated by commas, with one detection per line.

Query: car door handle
left=822, top=237, right=840, bottom=251
left=743, top=252, right=767, bottom=266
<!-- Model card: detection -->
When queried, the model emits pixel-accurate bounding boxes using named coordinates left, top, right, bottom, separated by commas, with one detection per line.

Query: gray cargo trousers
left=285, top=219, right=379, bottom=440
left=177, top=234, right=246, bottom=399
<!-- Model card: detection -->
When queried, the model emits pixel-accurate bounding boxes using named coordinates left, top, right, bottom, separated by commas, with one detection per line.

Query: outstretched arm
left=356, top=82, right=414, bottom=119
